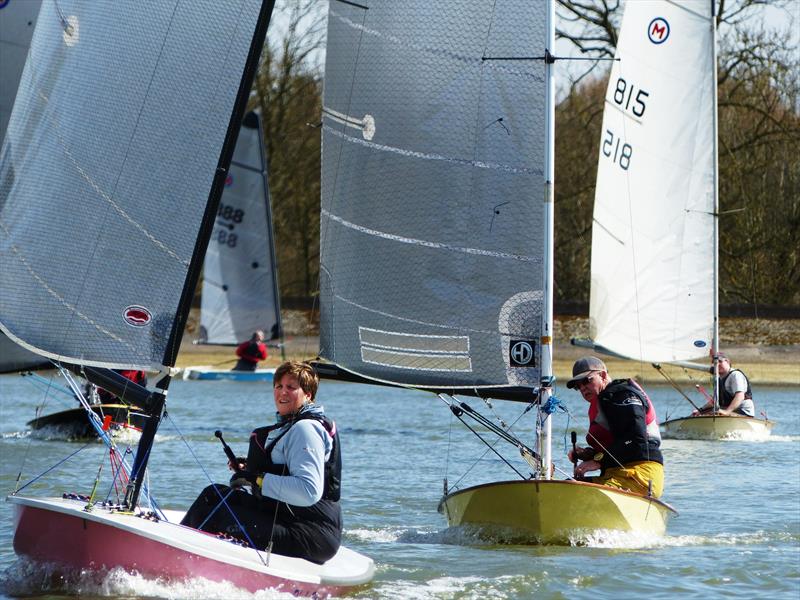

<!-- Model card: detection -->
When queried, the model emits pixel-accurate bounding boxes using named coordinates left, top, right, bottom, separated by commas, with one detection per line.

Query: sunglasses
left=575, top=372, right=599, bottom=387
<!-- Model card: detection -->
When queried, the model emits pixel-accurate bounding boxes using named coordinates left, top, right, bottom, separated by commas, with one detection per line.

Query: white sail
left=589, top=0, right=715, bottom=363
left=199, top=111, right=282, bottom=345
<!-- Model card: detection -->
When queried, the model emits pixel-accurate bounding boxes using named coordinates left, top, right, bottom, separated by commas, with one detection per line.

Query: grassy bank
left=178, top=311, right=799, bottom=385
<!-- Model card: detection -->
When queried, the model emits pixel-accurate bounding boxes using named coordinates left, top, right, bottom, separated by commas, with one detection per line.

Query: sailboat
left=182, top=110, right=283, bottom=382
left=24, top=371, right=149, bottom=440
left=315, top=1, right=675, bottom=543
left=2, top=1, right=373, bottom=594
left=574, top=0, right=773, bottom=440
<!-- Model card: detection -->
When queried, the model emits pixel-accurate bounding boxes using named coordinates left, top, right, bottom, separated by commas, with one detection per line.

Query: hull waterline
left=439, top=479, right=676, bottom=543
left=9, top=495, right=373, bottom=596
left=662, top=414, right=774, bottom=440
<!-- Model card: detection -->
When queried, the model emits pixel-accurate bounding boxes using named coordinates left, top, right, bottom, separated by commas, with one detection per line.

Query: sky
left=267, top=0, right=799, bottom=79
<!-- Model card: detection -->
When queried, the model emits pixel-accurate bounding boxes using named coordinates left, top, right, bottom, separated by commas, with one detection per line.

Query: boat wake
left=347, top=526, right=496, bottom=546
left=0, top=558, right=299, bottom=599
left=656, top=530, right=800, bottom=548
left=349, top=525, right=671, bottom=549
left=372, top=574, right=529, bottom=600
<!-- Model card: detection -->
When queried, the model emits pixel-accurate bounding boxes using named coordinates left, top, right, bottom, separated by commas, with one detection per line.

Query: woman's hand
left=228, top=456, right=247, bottom=472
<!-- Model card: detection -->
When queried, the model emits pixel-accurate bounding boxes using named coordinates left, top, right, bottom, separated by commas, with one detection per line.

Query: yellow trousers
left=594, top=461, right=664, bottom=498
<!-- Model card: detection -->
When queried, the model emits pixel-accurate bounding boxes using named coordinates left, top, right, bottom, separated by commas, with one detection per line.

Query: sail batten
left=589, top=0, right=715, bottom=363
left=320, top=2, right=548, bottom=390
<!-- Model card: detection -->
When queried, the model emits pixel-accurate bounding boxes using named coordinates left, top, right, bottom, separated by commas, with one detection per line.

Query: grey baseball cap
left=566, top=356, right=607, bottom=389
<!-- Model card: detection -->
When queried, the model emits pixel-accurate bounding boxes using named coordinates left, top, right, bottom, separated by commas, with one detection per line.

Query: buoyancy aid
left=246, top=412, right=341, bottom=503
left=236, top=340, right=267, bottom=363
left=593, top=379, right=663, bottom=470
left=719, top=369, right=752, bottom=408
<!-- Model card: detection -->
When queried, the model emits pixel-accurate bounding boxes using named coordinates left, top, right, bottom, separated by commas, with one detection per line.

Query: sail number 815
left=613, top=77, right=648, bottom=117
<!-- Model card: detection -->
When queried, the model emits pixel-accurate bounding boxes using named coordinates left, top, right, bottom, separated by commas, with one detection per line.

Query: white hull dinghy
left=1, top=0, right=373, bottom=594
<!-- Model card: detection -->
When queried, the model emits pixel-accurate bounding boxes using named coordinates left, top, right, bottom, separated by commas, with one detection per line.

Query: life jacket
left=586, top=378, right=660, bottom=450
left=246, top=412, right=341, bottom=502
left=593, top=378, right=663, bottom=469
left=237, top=340, right=267, bottom=363
left=118, top=370, right=147, bottom=386
left=719, top=369, right=752, bottom=408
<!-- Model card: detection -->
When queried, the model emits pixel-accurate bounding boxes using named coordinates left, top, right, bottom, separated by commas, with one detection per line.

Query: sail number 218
left=602, top=130, right=632, bottom=170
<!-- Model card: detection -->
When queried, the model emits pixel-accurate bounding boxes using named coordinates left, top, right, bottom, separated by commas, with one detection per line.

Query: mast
left=711, top=0, right=721, bottom=411
left=540, top=0, right=556, bottom=479
left=124, top=0, right=276, bottom=510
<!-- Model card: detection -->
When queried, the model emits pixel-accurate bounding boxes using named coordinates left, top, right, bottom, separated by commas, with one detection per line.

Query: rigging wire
left=162, top=413, right=268, bottom=566
left=438, top=394, right=540, bottom=491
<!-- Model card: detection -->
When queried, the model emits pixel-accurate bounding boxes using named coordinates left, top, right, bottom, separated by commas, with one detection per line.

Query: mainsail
left=0, top=1, right=268, bottom=371
left=589, top=0, right=716, bottom=363
left=199, top=111, right=282, bottom=345
left=2, top=3, right=376, bottom=591
left=320, top=2, right=548, bottom=392
left=0, top=0, right=48, bottom=373
left=0, top=0, right=42, bottom=138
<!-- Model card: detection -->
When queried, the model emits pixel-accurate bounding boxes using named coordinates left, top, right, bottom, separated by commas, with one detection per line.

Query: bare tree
left=554, top=0, right=800, bottom=310
left=251, top=1, right=326, bottom=299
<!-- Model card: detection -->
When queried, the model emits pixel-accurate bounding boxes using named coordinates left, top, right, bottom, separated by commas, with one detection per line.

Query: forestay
left=0, top=1, right=265, bottom=371
left=199, top=111, right=282, bottom=345
left=589, top=0, right=715, bottom=363
left=320, top=1, right=548, bottom=390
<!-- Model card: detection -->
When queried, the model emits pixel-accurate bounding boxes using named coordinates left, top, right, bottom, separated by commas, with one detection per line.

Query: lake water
left=0, top=372, right=798, bottom=599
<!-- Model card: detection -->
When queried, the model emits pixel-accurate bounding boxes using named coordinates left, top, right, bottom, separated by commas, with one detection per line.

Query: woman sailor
left=181, top=361, right=342, bottom=564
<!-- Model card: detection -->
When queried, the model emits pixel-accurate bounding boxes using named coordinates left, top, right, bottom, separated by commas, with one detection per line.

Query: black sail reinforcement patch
left=509, top=340, right=536, bottom=367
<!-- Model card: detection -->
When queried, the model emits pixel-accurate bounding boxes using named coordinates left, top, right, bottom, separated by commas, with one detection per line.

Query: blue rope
left=163, top=413, right=265, bottom=562
left=542, top=394, right=566, bottom=415
left=22, top=372, right=75, bottom=402
left=540, top=395, right=576, bottom=453
left=14, top=441, right=93, bottom=494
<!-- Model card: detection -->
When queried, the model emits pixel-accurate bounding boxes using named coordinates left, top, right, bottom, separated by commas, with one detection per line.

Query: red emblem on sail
left=123, top=305, right=152, bottom=327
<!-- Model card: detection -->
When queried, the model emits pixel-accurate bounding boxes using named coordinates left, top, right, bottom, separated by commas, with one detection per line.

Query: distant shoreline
left=177, top=335, right=800, bottom=387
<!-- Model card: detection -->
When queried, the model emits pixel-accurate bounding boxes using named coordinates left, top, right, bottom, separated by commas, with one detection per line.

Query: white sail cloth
left=590, top=0, right=715, bottom=362
left=199, top=112, right=281, bottom=345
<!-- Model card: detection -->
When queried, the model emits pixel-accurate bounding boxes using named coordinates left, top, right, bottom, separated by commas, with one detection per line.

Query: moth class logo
left=123, top=305, right=152, bottom=327
left=648, top=17, right=670, bottom=44
left=225, top=174, right=234, bottom=187
left=510, top=340, right=536, bottom=367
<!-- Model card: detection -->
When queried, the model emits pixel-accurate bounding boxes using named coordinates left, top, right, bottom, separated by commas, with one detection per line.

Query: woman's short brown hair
left=273, top=361, right=319, bottom=401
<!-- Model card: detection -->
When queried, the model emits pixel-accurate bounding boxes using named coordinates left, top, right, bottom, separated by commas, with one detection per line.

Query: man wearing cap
left=692, top=352, right=755, bottom=417
left=566, top=356, right=664, bottom=498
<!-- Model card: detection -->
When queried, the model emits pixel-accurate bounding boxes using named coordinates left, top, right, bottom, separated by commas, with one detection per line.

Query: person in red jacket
left=234, top=330, right=268, bottom=371
left=95, top=369, right=147, bottom=403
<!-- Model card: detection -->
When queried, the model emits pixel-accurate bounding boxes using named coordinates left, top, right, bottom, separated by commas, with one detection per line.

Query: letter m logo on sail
left=648, top=17, right=670, bottom=45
